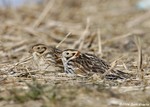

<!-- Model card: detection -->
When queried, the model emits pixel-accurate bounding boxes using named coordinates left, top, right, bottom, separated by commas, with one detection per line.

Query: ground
left=0, top=0, right=150, bottom=107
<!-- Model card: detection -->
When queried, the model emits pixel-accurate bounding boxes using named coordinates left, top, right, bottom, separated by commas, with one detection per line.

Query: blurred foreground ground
left=0, top=0, right=150, bottom=107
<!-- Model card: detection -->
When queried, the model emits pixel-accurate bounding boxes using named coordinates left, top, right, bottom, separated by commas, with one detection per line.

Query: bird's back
left=75, top=53, right=131, bottom=80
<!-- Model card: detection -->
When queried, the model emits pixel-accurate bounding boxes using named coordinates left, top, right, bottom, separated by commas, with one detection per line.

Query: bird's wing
left=72, top=59, right=89, bottom=75
left=74, top=52, right=132, bottom=80
left=75, top=53, right=110, bottom=73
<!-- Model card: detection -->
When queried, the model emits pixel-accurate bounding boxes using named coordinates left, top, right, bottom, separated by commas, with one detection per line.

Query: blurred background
left=0, top=0, right=149, bottom=62
left=0, top=0, right=42, bottom=7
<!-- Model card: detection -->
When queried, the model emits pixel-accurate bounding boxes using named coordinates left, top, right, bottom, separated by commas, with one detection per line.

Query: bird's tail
left=105, top=70, right=132, bottom=80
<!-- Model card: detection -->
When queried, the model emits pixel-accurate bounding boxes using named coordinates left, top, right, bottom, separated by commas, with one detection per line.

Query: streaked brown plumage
left=61, top=49, right=131, bottom=80
left=44, top=46, right=63, bottom=69
left=29, top=44, right=63, bottom=71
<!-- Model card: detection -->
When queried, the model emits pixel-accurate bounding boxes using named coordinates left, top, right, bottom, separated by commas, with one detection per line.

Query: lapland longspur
left=61, top=49, right=131, bottom=80
left=29, top=44, right=63, bottom=71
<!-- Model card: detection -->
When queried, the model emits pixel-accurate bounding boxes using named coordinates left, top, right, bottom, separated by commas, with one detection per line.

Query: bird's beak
left=75, top=51, right=80, bottom=57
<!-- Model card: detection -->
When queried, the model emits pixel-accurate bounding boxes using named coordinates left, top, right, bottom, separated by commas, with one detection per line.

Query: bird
left=29, top=43, right=63, bottom=71
left=61, top=49, right=131, bottom=80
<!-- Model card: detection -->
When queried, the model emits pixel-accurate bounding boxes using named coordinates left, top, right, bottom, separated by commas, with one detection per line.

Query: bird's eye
left=37, top=47, right=40, bottom=49
left=66, top=52, right=69, bottom=55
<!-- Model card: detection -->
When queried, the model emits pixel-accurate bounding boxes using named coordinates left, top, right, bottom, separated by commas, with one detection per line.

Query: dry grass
left=0, top=0, right=150, bottom=107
